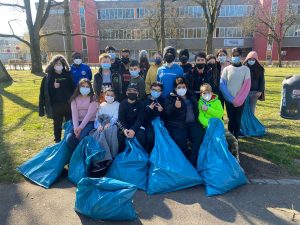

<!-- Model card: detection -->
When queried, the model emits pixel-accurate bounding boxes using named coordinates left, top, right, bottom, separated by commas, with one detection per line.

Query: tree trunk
left=160, top=0, right=166, bottom=53
left=30, top=36, right=43, bottom=74
left=0, top=60, right=12, bottom=82
left=277, top=41, right=282, bottom=68
left=64, top=0, right=73, bottom=63
left=206, top=25, right=214, bottom=54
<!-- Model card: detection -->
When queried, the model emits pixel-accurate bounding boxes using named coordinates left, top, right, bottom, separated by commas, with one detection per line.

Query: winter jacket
left=144, top=95, right=165, bottom=127
left=145, top=64, right=162, bottom=94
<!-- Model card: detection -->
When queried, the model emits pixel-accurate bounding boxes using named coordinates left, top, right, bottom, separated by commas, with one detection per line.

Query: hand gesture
left=149, top=102, right=155, bottom=110
left=175, top=97, right=181, bottom=109
left=156, top=103, right=163, bottom=112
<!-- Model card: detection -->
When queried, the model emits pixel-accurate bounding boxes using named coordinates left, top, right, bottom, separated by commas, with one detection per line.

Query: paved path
left=0, top=178, right=299, bottom=225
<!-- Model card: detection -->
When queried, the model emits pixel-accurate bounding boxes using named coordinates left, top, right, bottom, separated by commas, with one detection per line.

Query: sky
left=0, top=0, right=38, bottom=36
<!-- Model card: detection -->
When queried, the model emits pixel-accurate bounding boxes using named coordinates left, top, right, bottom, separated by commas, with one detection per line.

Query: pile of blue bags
left=68, top=136, right=106, bottom=185
left=240, top=97, right=266, bottom=137
left=197, top=118, right=248, bottom=196
left=17, top=117, right=249, bottom=221
left=16, top=121, right=73, bottom=188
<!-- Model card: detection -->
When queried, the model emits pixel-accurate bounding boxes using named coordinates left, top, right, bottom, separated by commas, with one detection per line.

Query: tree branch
left=0, top=2, right=25, bottom=9
left=0, top=34, right=31, bottom=47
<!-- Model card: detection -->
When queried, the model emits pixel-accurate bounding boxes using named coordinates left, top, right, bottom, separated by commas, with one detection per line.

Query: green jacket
left=198, top=94, right=224, bottom=128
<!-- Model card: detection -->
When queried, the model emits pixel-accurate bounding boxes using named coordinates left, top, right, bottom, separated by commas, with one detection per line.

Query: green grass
left=0, top=68, right=299, bottom=183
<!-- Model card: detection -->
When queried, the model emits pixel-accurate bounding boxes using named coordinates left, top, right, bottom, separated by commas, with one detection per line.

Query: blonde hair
left=99, top=53, right=111, bottom=63
left=200, top=83, right=212, bottom=94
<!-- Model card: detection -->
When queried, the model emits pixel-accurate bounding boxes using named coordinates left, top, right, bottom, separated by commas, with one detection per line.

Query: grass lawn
left=0, top=68, right=299, bottom=183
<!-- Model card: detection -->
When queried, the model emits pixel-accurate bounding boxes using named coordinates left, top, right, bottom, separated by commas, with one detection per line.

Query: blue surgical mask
left=218, top=56, right=226, bottom=64
left=155, top=58, right=162, bottom=65
left=101, top=63, right=111, bottom=70
left=109, top=53, right=116, bottom=60
left=80, top=87, right=90, bottom=96
left=248, top=60, right=256, bottom=66
left=231, top=56, right=240, bottom=64
left=151, top=90, right=161, bottom=99
left=130, top=70, right=139, bottom=78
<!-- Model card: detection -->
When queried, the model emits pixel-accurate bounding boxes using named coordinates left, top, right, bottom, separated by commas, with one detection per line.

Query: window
left=271, top=0, right=278, bottom=14
left=219, top=5, right=252, bottom=17
left=215, top=27, right=248, bottom=38
left=82, top=37, right=87, bottom=50
left=285, top=25, right=300, bottom=37
left=49, top=9, right=64, bottom=15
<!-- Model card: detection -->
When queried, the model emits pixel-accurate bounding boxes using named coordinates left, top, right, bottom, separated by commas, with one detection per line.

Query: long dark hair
left=45, top=55, right=70, bottom=74
left=70, top=78, right=95, bottom=103
left=243, top=60, right=265, bottom=77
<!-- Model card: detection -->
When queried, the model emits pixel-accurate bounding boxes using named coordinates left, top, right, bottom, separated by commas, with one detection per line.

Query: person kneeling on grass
left=117, top=83, right=146, bottom=152
left=66, top=78, right=97, bottom=151
left=90, top=88, right=120, bottom=174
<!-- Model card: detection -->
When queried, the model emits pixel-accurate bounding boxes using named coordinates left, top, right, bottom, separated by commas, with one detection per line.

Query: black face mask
left=121, top=57, right=130, bottom=64
left=127, top=93, right=138, bottom=100
left=207, top=63, right=216, bottom=70
left=164, top=54, right=175, bottom=63
left=179, top=56, right=188, bottom=64
left=196, top=63, right=206, bottom=69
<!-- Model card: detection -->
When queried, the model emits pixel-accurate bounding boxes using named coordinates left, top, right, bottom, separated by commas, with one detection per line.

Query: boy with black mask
left=117, top=83, right=146, bottom=152
left=179, top=49, right=193, bottom=78
left=157, top=46, right=184, bottom=98
left=105, top=46, right=123, bottom=77
left=120, top=49, right=132, bottom=98
left=186, top=52, right=213, bottom=99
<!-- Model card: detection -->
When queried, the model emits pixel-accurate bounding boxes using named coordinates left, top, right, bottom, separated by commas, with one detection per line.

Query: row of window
left=99, top=27, right=251, bottom=40
left=285, top=25, right=300, bottom=37
left=97, top=5, right=253, bottom=20
left=79, top=6, right=86, bottom=34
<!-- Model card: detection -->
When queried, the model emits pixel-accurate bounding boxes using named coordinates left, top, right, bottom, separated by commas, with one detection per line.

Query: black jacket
left=247, top=63, right=265, bottom=92
left=181, top=63, right=193, bottom=77
left=93, top=68, right=123, bottom=101
left=39, top=70, right=74, bottom=119
left=144, top=95, right=165, bottom=127
left=164, top=91, right=199, bottom=128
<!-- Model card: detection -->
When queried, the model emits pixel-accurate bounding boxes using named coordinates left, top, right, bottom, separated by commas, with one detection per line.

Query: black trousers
left=167, top=122, right=205, bottom=167
left=52, top=104, right=71, bottom=142
left=225, top=101, right=245, bottom=139
left=117, top=127, right=146, bottom=153
left=145, top=124, right=155, bottom=154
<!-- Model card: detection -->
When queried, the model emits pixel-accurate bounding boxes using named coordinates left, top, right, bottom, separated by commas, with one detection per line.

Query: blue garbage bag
left=16, top=121, right=73, bottom=188
left=240, top=97, right=266, bottom=137
left=106, top=137, right=149, bottom=190
left=68, top=136, right=106, bottom=184
left=75, top=177, right=138, bottom=221
left=147, top=118, right=202, bottom=195
left=197, top=118, right=248, bottom=196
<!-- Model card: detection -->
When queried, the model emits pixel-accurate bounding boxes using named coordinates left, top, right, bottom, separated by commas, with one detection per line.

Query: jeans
left=66, top=121, right=95, bottom=150
left=52, top=104, right=71, bottom=142
left=225, top=101, right=245, bottom=139
left=167, top=122, right=205, bottom=167
left=249, top=91, right=259, bottom=114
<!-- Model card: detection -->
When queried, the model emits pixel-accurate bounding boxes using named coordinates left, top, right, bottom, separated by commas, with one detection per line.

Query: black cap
left=179, top=49, right=189, bottom=59
left=127, top=83, right=139, bottom=92
left=163, top=46, right=176, bottom=59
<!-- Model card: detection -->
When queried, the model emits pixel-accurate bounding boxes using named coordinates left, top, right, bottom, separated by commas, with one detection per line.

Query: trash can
left=280, top=75, right=300, bottom=120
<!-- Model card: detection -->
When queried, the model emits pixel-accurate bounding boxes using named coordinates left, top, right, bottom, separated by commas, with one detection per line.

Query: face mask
left=130, top=70, right=139, bottom=78
left=164, top=54, right=175, bottom=63
left=176, top=88, right=187, bottom=97
left=203, top=93, right=212, bottom=102
left=218, top=56, right=227, bottom=64
left=155, top=58, right=162, bottom=65
left=207, top=63, right=216, bottom=70
left=101, top=63, right=111, bottom=70
left=127, top=92, right=138, bottom=100
left=121, top=57, right=129, bottom=64
left=179, top=56, right=188, bottom=64
left=105, top=95, right=114, bottom=104
left=80, top=87, right=90, bottom=96
left=109, top=53, right=116, bottom=60
left=73, top=59, right=82, bottom=65
left=248, top=60, right=256, bottom=66
left=54, top=65, right=63, bottom=72
left=151, top=90, right=161, bottom=99
left=231, top=56, right=240, bottom=64
left=196, top=63, right=206, bottom=69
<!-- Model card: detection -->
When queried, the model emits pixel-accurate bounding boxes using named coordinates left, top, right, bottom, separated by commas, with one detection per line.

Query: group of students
left=39, top=45, right=265, bottom=171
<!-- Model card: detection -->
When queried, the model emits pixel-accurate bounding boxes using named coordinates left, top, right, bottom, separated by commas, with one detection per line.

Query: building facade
left=41, top=0, right=300, bottom=63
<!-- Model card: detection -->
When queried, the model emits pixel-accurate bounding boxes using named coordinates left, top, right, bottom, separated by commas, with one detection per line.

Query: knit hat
left=179, top=49, right=189, bottom=59
left=163, top=46, right=176, bottom=59
left=244, top=51, right=259, bottom=62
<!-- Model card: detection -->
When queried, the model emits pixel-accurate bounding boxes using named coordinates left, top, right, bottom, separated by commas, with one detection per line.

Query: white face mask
left=105, top=95, right=114, bottom=104
left=203, top=93, right=212, bottom=102
left=54, top=65, right=63, bottom=72
left=176, top=88, right=187, bottom=97
left=80, top=87, right=90, bottom=96
left=74, top=59, right=82, bottom=65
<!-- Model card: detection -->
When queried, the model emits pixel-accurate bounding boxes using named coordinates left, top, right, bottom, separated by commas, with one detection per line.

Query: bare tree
left=0, top=60, right=12, bottom=82
left=64, top=0, right=72, bottom=63
left=243, top=0, right=296, bottom=67
left=193, top=0, right=225, bottom=54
